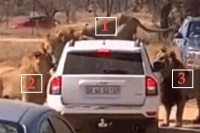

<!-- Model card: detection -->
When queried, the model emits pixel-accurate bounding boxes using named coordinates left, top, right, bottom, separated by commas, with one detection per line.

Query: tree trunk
left=151, top=0, right=159, bottom=21
left=66, top=8, right=70, bottom=23
left=160, top=1, right=172, bottom=28
left=183, top=0, right=200, bottom=17
left=117, top=0, right=121, bottom=12
left=6, top=1, right=9, bottom=28
left=86, top=0, right=90, bottom=11
left=125, top=0, right=128, bottom=12
left=108, top=0, right=114, bottom=16
left=31, top=0, right=36, bottom=35
left=106, top=0, right=109, bottom=16
left=101, top=0, right=106, bottom=12
left=146, top=0, right=153, bottom=12
left=160, top=0, right=172, bottom=39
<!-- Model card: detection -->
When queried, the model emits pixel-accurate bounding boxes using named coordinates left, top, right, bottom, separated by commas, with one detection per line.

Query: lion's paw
left=192, top=117, right=200, bottom=124
left=175, top=123, right=182, bottom=127
left=160, top=123, right=169, bottom=127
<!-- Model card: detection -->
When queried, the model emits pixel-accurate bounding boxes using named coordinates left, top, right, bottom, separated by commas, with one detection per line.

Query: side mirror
left=50, top=64, right=57, bottom=75
left=174, top=32, right=183, bottom=38
left=152, top=61, right=165, bottom=72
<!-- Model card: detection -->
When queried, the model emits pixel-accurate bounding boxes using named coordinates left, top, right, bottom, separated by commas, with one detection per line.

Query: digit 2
left=28, top=77, right=35, bottom=89
left=102, top=20, right=108, bottom=31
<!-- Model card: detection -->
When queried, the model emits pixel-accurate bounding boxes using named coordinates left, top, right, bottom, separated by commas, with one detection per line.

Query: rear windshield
left=63, top=51, right=144, bottom=74
left=0, top=122, right=20, bottom=133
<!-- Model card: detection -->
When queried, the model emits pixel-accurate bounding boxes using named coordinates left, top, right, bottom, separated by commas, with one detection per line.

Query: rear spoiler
left=65, top=38, right=144, bottom=48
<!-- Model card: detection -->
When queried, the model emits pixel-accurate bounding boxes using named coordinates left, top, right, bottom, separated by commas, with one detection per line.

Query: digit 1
left=102, top=19, right=108, bottom=31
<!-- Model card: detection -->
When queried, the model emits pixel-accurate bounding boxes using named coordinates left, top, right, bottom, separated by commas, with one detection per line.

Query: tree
left=183, top=0, right=200, bottom=17
left=124, top=0, right=128, bottom=12
left=106, top=0, right=114, bottom=17
left=33, top=0, right=59, bottom=23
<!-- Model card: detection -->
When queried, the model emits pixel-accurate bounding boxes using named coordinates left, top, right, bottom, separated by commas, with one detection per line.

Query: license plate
left=86, top=86, right=120, bottom=95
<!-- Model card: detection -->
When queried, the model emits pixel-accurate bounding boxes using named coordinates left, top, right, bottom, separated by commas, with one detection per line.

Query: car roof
left=64, top=40, right=142, bottom=52
left=186, top=16, right=200, bottom=22
left=0, top=99, right=52, bottom=123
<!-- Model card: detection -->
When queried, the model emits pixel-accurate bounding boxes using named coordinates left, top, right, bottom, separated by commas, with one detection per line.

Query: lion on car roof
left=0, top=49, right=53, bottom=104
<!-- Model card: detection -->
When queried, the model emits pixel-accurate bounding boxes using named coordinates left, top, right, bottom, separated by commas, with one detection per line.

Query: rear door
left=61, top=50, right=146, bottom=106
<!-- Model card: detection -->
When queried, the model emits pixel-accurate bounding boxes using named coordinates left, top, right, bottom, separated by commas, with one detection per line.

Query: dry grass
left=0, top=40, right=41, bottom=67
left=0, top=27, right=49, bottom=38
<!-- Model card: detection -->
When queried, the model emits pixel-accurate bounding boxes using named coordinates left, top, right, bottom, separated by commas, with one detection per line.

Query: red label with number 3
left=172, top=70, right=193, bottom=88
left=178, top=72, right=186, bottom=84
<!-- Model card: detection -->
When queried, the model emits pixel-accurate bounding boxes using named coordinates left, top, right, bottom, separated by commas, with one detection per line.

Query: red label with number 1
left=102, top=20, right=108, bottom=31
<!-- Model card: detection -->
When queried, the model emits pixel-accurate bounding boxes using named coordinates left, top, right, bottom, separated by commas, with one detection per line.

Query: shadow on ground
left=160, top=124, right=200, bottom=133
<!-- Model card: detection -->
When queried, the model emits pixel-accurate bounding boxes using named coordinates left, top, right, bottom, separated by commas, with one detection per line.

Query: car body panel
left=174, top=16, right=200, bottom=68
left=0, top=99, right=76, bottom=133
left=0, top=99, right=50, bottom=123
left=11, top=16, right=58, bottom=29
left=47, top=39, right=160, bottom=118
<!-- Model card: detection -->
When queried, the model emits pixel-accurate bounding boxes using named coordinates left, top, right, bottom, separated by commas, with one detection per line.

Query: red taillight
left=145, top=76, right=158, bottom=95
left=50, top=76, right=61, bottom=95
left=146, top=111, right=157, bottom=116
left=95, top=49, right=111, bottom=56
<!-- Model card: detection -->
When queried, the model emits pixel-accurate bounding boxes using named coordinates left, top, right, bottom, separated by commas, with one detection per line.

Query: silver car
left=174, top=16, right=200, bottom=68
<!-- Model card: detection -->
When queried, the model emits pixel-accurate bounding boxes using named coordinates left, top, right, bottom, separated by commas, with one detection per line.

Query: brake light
left=50, top=76, right=61, bottom=95
left=95, top=49, right=111, bottom=56
left=145, top=76, right=158, bottom=95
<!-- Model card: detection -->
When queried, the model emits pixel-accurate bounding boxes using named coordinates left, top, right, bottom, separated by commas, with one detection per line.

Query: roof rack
left=66, top=36, right=95, bottom=47
left=66, top=38, right=143, bottom=48
left=67, top=39, right=75, bottom=47
left=135, top=39, right=142, bottom=47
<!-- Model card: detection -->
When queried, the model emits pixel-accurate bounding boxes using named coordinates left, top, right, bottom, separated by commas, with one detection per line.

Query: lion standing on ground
left=0, top=49, right=54, bottom=104
left=152, top=48, right=200, bottom=127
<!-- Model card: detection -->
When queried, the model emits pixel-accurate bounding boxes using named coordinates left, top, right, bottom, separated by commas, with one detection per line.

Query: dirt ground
left=0, top=12, right=199, bottom=132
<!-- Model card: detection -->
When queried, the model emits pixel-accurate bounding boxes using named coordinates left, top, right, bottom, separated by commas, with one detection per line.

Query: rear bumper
left=62, top=113, right=158, bottom=133
left=47, top=96, right=160, bottom=115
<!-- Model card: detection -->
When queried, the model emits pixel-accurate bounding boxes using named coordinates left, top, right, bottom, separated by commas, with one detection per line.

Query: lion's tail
left=136, top=18, right=173, bottom=32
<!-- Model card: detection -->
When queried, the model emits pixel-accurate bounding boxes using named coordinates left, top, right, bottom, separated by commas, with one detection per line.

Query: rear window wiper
left=102, top=69, right=128, bottom=74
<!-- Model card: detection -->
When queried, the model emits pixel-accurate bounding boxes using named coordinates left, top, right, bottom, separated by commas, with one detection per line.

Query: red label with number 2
left=28, top=77, right=35, bottom=89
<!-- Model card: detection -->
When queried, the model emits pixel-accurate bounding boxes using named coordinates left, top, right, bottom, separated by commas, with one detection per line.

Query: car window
left=40, top=119, right=54, bottom=133
left=187, top=21, right=200, bottom=37
left=0, top=123, right=19, bottom=133
left=63, top=51, right=144, bottom=74
left=179, top=19, right=190, bottom=36
left=50, top=117, right=73, bottom=133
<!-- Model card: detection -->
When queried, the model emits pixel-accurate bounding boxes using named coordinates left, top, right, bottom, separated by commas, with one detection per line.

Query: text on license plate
left=86, top=86, right=120, bottom=95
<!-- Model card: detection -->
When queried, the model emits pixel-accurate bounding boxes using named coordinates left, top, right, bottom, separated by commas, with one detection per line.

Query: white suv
left=46, top=39, right=163, bottom=133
